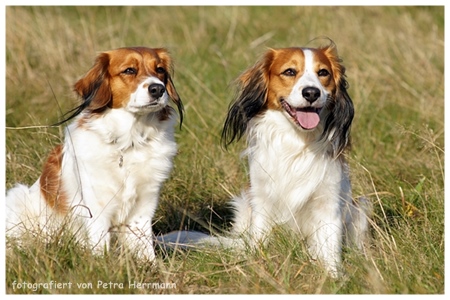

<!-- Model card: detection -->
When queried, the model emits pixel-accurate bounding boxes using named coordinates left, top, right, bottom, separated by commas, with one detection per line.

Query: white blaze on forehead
left=298, top=49, right=320, bottom=87
left=304, top=49, right=314, bottom=73
left=282, top=48, right=329, bottom=130
left=286, top=49, right=322, bottom=108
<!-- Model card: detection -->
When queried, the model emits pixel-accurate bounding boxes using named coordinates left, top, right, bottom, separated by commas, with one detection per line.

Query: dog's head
left=60, top=47, right=183, bottom=125
left=222, top=43, right=353, bottom=156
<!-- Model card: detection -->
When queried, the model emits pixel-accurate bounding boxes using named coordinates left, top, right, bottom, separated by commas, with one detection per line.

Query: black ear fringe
left=52, top=104, right=86, bottom=127
left=52, top=79, right=105, bottom=126
left=166, top=76, right=184, bottom=129
left=321, top=79, right=354, bottom=157
left=221, top=76, right=267, bottom=148
left=175, top=99, right=184, bottom=130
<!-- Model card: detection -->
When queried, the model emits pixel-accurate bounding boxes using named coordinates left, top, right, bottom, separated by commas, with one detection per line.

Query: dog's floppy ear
left=221, top=49, right=274, bottom=147
left=320, top=44, right=354, bottom=157
left=55, top=53, right=112, bottom=125
left=155, top=48, right=184, bottom=126
left=166, top=75, right=184, bottom=126
left=325, top=80, right=354, bottom=157
left=74, top=52, right=112, bottom=112
left=166, top=73, right=184, bottom=127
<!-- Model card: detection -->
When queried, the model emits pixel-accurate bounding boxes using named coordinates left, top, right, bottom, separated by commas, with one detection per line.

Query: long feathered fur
left=222, top=44, right=354, bottom=158
left=158, top=43, right=370, bottom=278
left=6, top=47, right=184, bottom=262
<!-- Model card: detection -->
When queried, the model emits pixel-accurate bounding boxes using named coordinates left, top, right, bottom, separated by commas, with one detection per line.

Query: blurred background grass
left=5, top=6, right=444, bottom=294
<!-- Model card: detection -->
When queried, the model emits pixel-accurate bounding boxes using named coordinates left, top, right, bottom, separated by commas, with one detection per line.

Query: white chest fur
left=244, top=110, right=343, bottom=223
left=62, top=108, right=177, bottom=223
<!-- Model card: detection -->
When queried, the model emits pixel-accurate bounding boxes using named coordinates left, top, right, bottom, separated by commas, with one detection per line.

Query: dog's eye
left=122, top=68, right=137, bottom=75
left=282, top=68, right=297, bottom=77
left=318, top=69, right=330, bottom=77
left=156, top=67, right=166, bottom=74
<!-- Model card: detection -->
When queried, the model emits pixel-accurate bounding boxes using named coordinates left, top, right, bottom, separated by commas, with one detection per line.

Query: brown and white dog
left=221, top=44, right=369, bottom=275
left=6, top=47, right=183, bottom=261
left=159, top=43, right=369, bottom=276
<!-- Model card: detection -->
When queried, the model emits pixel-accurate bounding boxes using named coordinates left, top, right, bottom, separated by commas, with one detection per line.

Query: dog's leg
left=303, top=198, right=343, bottom=277
left=309, top=224, right=342, bottom=277
left=84, top=216, right=111, bottom=255
left=121, top=198, right=158, bottom=261
left=249, top=207, right=273, bottom=247
left=124, top=215, right=155, bottom=261
left=232, top=191, right=272, bottom=248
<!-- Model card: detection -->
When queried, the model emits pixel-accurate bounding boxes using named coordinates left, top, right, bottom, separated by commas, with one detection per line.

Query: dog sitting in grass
left=6, top=47, right=183, bottom=261
left=158, top=43, right=370, bottom=277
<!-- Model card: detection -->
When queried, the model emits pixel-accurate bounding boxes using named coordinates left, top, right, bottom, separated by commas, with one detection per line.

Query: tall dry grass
left=5, top=6, right=444, bottom=294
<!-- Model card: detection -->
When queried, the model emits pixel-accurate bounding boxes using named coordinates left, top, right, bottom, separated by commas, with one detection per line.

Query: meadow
left=4, top=6, right=444, bottom=294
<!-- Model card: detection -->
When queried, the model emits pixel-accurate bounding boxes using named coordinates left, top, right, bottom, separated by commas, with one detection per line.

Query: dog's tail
left=155, top=191, right=253, bottom=252
left=155, top=230, right=245, bottom=251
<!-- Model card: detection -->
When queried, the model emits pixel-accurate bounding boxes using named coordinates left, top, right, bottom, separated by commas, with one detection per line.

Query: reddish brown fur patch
left=106, top=47, right=176, bottom=109
left=74, top=53, right=112, bottom=112
left=265, top=48, right=306, bottom=110
left=262, top=47, right=342, bottom=110
left=72, top=47, right=183, bottom=123
left=311, top=47, right=338, bottom=94
left=40, top=145, right=69, bottom=214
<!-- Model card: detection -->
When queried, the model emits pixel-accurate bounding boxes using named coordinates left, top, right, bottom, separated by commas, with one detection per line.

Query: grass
left=4, top=6, right=444, bottom=294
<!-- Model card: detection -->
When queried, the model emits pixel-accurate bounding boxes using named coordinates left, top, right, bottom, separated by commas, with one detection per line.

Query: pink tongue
left=295, top=110, right=320, bottom=129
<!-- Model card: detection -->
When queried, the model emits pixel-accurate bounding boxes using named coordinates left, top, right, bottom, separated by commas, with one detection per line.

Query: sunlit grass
left=5, top=6, right=444, bottom=294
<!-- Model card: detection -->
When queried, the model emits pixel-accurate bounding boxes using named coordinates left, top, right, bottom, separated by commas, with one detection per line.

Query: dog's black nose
left=148, top=83, right=166, bottom=98
left=302, top=87, right=321, bottom=103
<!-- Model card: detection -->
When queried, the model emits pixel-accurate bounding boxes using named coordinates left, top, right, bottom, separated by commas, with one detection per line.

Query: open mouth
left=281, top=100, right=322, bottom=130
